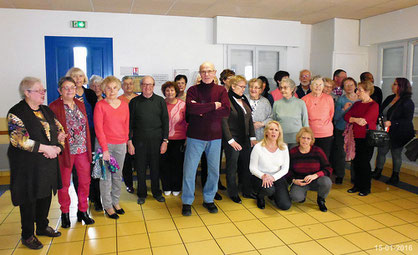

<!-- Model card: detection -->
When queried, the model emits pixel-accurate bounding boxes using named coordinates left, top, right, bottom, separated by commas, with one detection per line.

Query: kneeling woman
left=289, top=127, right=333, bottom=212
left=50, top=77, right=94, bottom=228
left=249, top=121, right=291, bottom=210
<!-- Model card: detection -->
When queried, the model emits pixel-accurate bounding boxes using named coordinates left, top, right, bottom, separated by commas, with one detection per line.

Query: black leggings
left=252, top=176, right=291, bottom=210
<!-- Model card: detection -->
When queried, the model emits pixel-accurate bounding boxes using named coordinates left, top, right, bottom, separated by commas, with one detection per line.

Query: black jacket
left=381, top=94, right=415, bottom=148
left=7, top=100, right=62, bottom=206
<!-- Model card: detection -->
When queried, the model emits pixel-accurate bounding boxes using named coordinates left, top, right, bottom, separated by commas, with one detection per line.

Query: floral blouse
left=8, top=110, right=64, bottom=152
left=64, top=103, right=88, bottom=154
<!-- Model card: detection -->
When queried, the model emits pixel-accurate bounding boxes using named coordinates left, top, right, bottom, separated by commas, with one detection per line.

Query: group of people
left=7, top=62, right=415, bottom=249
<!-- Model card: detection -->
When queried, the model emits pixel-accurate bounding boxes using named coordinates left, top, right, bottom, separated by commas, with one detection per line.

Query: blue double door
left=44, top=36, right=113, bottom=103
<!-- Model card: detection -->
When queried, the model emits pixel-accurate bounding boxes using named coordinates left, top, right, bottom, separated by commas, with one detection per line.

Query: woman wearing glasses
left=7, top=77, right=64, bottom=249
left=50, top=77, right=95, bottom=228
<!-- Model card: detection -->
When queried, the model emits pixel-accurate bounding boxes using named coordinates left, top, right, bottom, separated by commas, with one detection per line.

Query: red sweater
left=186, top=82, right=230, bottom=141
left=288, top=146, right=333, bottom=179
left=344, top=100, right=379, bottom=139
left=94, top=100, right=129, bottom=151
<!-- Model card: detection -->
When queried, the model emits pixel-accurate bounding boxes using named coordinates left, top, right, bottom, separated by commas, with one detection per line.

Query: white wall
left=360, top=5, right=418, bottom=46
left=0, top=8, right=311, bottom=117
left=333, top=19, right=368, bottom=81
left=310, top=19, right=334, bottom=77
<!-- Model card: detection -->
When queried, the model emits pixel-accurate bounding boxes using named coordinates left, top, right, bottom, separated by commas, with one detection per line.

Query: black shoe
left=230, top=196, right=242, bottom=204
left=218, top=183, right=227, bottom=191
left=61, top=213, right=70, bottom=228
left=36, top=226, right=62, bottom=237
left=347, top=187, right=359, bottom=193
left=214, top=192, right=222, bottom=200
left=256, top=196, right=265, bottom=209
left=335, top=177, right=343, bottom=184
left=94, top=202, right=103, bottom=212
left=372, top=168, right=383, bottom=180
left=126, top=186, right=134, bottom=194
left=203, top=202, right=218, bottom=213
left=358, top=191, right=370, bottom=196
left=137, top=197, right=146, bottom=205
left=317, top=197, right=328, bottom=212
left=77, top=211, right=95, bottom=225
left=242, top=193, right=257, bottom=199
left=22, top=235, right=43, bottom=250
left=154, top=195, right=166, bottom=202
left=113, top=206, right=125, bottom=215
left=182, top=204, right=192, bottom=216
left=105, top=210, right=119, bottom=219
left=386, top=172, right=399, bottom=186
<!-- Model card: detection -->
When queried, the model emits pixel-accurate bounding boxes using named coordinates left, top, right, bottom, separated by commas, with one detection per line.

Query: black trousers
left=134, top=136, right=163, bottom=198
left=160, top=139, right=185, bottom=192
left=19, top=195, right=51, bottom=239
left=314, top=136, right=333, bottom=160
left=252, top=176, right=291, bottom=210
left=224, top=141, right=253, bottom=197
left=332, top=129, right=346, bottom=178
left=122, top=152, right=135, bottom=188
left=353, top=138, right=374, bottom=192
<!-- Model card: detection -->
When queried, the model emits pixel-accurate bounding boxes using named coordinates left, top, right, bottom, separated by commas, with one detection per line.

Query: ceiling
left=0, top=0, right=417, bottom=24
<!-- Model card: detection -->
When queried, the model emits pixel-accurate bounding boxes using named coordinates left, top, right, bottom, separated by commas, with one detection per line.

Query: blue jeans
left=376, top=144, right=403, bottom=173
left=182, top=138, right=221, bottom=205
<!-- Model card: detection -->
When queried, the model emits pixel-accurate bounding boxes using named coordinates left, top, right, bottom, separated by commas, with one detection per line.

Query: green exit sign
left=71, top=21, right=87, bottom=28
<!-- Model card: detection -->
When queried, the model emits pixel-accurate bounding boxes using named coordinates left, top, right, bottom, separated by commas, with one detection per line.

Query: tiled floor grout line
left=139, top=201, right=154, bottom=255
left=163, top=199, right=190, bottom=255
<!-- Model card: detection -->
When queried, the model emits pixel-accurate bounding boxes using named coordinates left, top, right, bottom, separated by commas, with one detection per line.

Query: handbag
left=366, top=119, right=390, bottom=147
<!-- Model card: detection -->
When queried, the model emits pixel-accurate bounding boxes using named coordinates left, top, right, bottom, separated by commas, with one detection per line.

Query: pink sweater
left=94, top=100, right=129, bottom=151
left=166, top=99, right=187, bottom=140
left=302, top=93, right=334, bottom=138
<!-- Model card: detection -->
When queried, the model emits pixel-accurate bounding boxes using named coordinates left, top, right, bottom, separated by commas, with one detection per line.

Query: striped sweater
left=288, top=146, right=333, bottom=179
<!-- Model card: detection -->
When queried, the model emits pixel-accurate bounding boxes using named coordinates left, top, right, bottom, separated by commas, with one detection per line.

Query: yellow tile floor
left=0, top=173, right=417, bottom=255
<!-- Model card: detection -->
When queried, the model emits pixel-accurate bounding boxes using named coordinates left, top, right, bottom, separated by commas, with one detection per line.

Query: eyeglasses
left=199, top=70, right=214, bottom=75
left=280, top=86, right=291, bottom=90
left=142, top=83, right=154, bottom=86
left=235, top=85, right=246, bottom=89
left=62, top=86, right=76, bottom=91
left=27, top=89, right=47, bottom=94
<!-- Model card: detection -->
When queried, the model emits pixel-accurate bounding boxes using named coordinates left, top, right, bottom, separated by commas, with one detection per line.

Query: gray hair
left=311, top=75, right=324, bottom=85
left=89, top=75, right=103, bottom=88
left=122, top=76, right=133, bottom=82
left=281, top=77, right=296, bottom=90
left=19, top=77, right=41, bottom=99
left=140, top=76, right=155, bottom=85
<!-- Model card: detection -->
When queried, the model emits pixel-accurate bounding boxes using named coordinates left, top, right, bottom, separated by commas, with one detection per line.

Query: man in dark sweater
left=295, top=69, right=311, bottom=98
left=128, top=76, right=169, bottom=205
left=360, top=72, right=382, bottom=107
left=181, top=62, right=230, bottom=216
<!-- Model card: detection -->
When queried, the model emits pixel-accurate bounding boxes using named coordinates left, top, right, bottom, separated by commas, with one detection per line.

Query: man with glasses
left=181, top=62, right=230, bottom=216
left=128, top=76, right=169, bottom=205
left=295, top=69, right=312, bottom=98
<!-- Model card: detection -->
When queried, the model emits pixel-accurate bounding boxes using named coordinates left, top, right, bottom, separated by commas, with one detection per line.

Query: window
left=227, top=45, right=286, bottom=91
left=73, top=46, right=88, bottom=76
left=378, top=39, right=418, bottom=114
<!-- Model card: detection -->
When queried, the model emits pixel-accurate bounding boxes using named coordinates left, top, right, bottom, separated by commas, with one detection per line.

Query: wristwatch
left=163, top=139, right=169, bottom=144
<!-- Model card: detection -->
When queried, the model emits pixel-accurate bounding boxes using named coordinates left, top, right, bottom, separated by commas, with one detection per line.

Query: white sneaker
left=164, top=191, right=172, bottom=196
left=172, top=191, right=180, bottom=196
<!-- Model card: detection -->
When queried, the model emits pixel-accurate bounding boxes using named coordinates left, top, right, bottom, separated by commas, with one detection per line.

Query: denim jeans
left=376, top=143, right=403, bottom=173
left=182, top=138, right=221, bottom=205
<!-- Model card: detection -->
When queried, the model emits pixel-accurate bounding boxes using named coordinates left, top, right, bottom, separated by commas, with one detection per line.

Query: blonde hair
left=358, top=80, right=374, bottom=95
left=261, top=121, right=286, bottom=150
left=229, top=75, right=247, bottom=90
left=101, top=76, right=121, bottom=91
left=248, top=78, right=262, bottom=89
left=295, top=127, right=315, bottom=146
left=65, top=67, right=88, bottom=85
